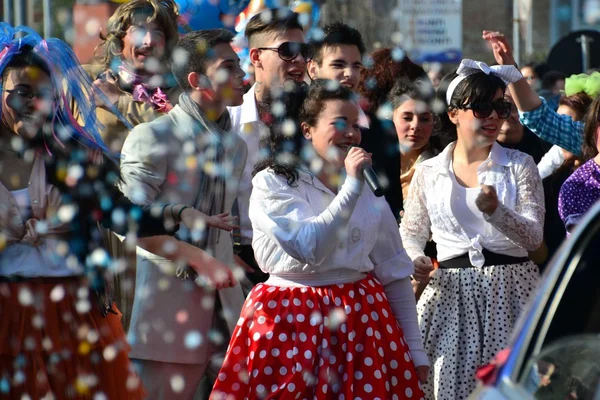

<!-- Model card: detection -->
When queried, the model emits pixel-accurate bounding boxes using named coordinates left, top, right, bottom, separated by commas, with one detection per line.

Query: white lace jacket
left=400, top=142, right=545, bottom=267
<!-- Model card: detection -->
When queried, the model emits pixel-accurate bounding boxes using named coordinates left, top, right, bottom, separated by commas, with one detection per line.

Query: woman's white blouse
left=400, top=142, right=545, bottom=267
left=249, top=169, right=414, bottom=285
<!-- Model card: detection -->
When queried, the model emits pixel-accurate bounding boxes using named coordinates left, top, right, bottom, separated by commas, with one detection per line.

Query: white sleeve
left=486, top=154, right=545, bottom=250
left=399, top=165, right=431, bottom=260
left=537, top=145, right=565, bottom=179
left=384, top=277, right=429, bottom=367
left=249, top=171, right=363, bottom=266
left=370, top=201, right=414, bottom=285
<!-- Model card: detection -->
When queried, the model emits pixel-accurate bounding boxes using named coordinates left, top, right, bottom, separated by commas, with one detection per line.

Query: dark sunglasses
left=454, top=100, right=512, bottom=120
left=258, top=42, right=314, bottom=62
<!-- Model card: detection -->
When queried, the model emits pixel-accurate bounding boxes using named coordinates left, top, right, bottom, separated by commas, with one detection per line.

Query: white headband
left=445, top=59, right=523, bottom=105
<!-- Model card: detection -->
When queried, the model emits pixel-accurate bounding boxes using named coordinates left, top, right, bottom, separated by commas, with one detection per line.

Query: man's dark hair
left=389, top=76, right=434, bottom=110
left=311, top=22, right=366, bottom=65
left=171, top=29, right=235, bottom=90
left=245, top=8, right=303, bottom=49
left=542, top=70, right=566, bottom=90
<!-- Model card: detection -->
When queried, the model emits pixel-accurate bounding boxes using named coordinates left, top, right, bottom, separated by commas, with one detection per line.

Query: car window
left=522, top=335, right=600, bottom=399
left=517, top=217, right=600, bottom=398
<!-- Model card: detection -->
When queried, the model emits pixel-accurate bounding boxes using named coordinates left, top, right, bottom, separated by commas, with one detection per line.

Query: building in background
left=0, top=0, right=596, bottom=68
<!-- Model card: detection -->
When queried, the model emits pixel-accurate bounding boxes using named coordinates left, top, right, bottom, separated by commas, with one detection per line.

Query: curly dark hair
left=358, top=48, right=427, bottom=114
left=253, top=79, right=355, bottom=185
left=94, top=0, right=179, bottom=70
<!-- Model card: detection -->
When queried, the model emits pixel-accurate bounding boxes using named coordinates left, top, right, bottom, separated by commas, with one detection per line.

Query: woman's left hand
left=416, top=365, right=430, bottom=384
left=476, top=185, right=499, bottom=215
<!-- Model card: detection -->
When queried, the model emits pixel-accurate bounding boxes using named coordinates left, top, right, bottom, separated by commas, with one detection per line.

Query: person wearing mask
left=228, top=8, right=312, bottom=289
left=538, top=70, right=566, bottom=111
left=119, top=29, right=248, bottom=399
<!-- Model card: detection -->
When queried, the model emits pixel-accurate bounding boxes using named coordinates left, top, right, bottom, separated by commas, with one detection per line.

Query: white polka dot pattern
left=211, top=277, right=424, bottom=399
left=418, top=261, right=539, bottom=399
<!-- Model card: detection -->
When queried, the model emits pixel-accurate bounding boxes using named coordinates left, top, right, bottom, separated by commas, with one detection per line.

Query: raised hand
left=476, top=184, right=499, bottom=215
left=482, top=30, right=516, bottom=66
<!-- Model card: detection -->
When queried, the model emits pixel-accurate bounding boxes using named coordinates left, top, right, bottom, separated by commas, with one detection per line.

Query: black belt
left=438, top=249, right=529, bottom=269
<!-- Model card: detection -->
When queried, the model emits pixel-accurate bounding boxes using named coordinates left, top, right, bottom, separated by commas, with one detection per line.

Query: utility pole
left=3, top=0, right=12, bottom=25
left=43, top=0, right=51, bottom=38
left=513, top=0, right=521, bottom=65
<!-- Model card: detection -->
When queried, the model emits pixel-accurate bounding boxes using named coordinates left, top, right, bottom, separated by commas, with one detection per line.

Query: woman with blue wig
left=0, top=24, right=235, bottom=399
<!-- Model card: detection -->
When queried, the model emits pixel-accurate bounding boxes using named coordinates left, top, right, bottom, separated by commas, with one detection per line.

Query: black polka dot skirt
left=417, top=261, right=540, bottom=399
left=211, top=276, right=425, bottom=400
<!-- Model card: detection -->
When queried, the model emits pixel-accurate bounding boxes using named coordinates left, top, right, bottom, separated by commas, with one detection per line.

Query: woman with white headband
left=400, top=59, right=544, bottom=399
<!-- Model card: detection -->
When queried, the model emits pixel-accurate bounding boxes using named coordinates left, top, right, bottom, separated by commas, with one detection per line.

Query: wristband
left=177, top=206, right=190, bottom=222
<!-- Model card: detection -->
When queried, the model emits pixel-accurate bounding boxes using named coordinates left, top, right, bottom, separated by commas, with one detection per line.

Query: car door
left=488, top=202, right=600, bottom=399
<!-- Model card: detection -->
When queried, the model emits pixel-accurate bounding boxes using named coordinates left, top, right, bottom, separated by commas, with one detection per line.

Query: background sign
left=396, top=0, right=462, bottom=63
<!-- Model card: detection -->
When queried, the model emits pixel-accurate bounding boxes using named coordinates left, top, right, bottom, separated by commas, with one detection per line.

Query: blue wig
left=0, top=23, right=110, bottom=154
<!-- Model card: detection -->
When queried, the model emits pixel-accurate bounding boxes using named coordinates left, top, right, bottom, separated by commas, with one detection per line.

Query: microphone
left=350, top=145, right=384, bottom=197
left=363, top=165, right=385, bottom=197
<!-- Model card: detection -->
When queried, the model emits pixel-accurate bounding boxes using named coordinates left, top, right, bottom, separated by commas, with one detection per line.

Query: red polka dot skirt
left=211, top=276, right=425, bottom=400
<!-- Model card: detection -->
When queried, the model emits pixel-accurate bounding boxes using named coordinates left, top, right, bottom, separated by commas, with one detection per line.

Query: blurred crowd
left=1, top=1, right=598, bottom=399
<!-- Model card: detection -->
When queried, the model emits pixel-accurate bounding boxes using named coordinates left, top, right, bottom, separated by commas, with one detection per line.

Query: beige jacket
left=120, top=105, right=248, bottom=364
left=77, top=64, right=181, bottom=153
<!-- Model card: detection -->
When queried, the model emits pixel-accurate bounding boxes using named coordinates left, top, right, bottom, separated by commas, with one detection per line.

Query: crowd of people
left=0, top=0, right=598, bottom=399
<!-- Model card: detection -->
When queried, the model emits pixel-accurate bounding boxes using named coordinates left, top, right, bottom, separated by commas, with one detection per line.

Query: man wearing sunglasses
left=228, top=8, right=308, bottom=291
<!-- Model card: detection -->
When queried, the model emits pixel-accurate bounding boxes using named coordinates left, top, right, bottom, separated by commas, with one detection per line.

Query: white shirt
left=250, top=169, right=414, bottom=281
left=250, top=168, right=429, bottom=367
left=228, top=86, right=370, bottom=244
left=449, top=171, right=486, bottom=240
left=538, top=144, right=565, bottom=179
left=228, top=85, right=271, bottom=244
left=401, top=142, right=545, bottom=267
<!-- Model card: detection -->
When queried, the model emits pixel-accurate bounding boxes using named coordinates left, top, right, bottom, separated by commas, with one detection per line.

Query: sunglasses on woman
left=258, top=42, right=314, bottom=62
left=453, top=100, right=512, bottom=120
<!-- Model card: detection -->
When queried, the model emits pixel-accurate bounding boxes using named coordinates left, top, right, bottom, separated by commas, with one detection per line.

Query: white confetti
left=18, top=287, right=34, bottom=306
left=50, top=285, right=65, bottom=302
left=170, top=374, right=185, bottom=393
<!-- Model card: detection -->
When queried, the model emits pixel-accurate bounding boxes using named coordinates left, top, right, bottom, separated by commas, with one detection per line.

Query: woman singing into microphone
left=211, top=80, right=429, bottom=399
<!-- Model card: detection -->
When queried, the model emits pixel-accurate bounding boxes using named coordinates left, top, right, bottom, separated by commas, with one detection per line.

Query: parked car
left=470, top=202, right=600, bottom=400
